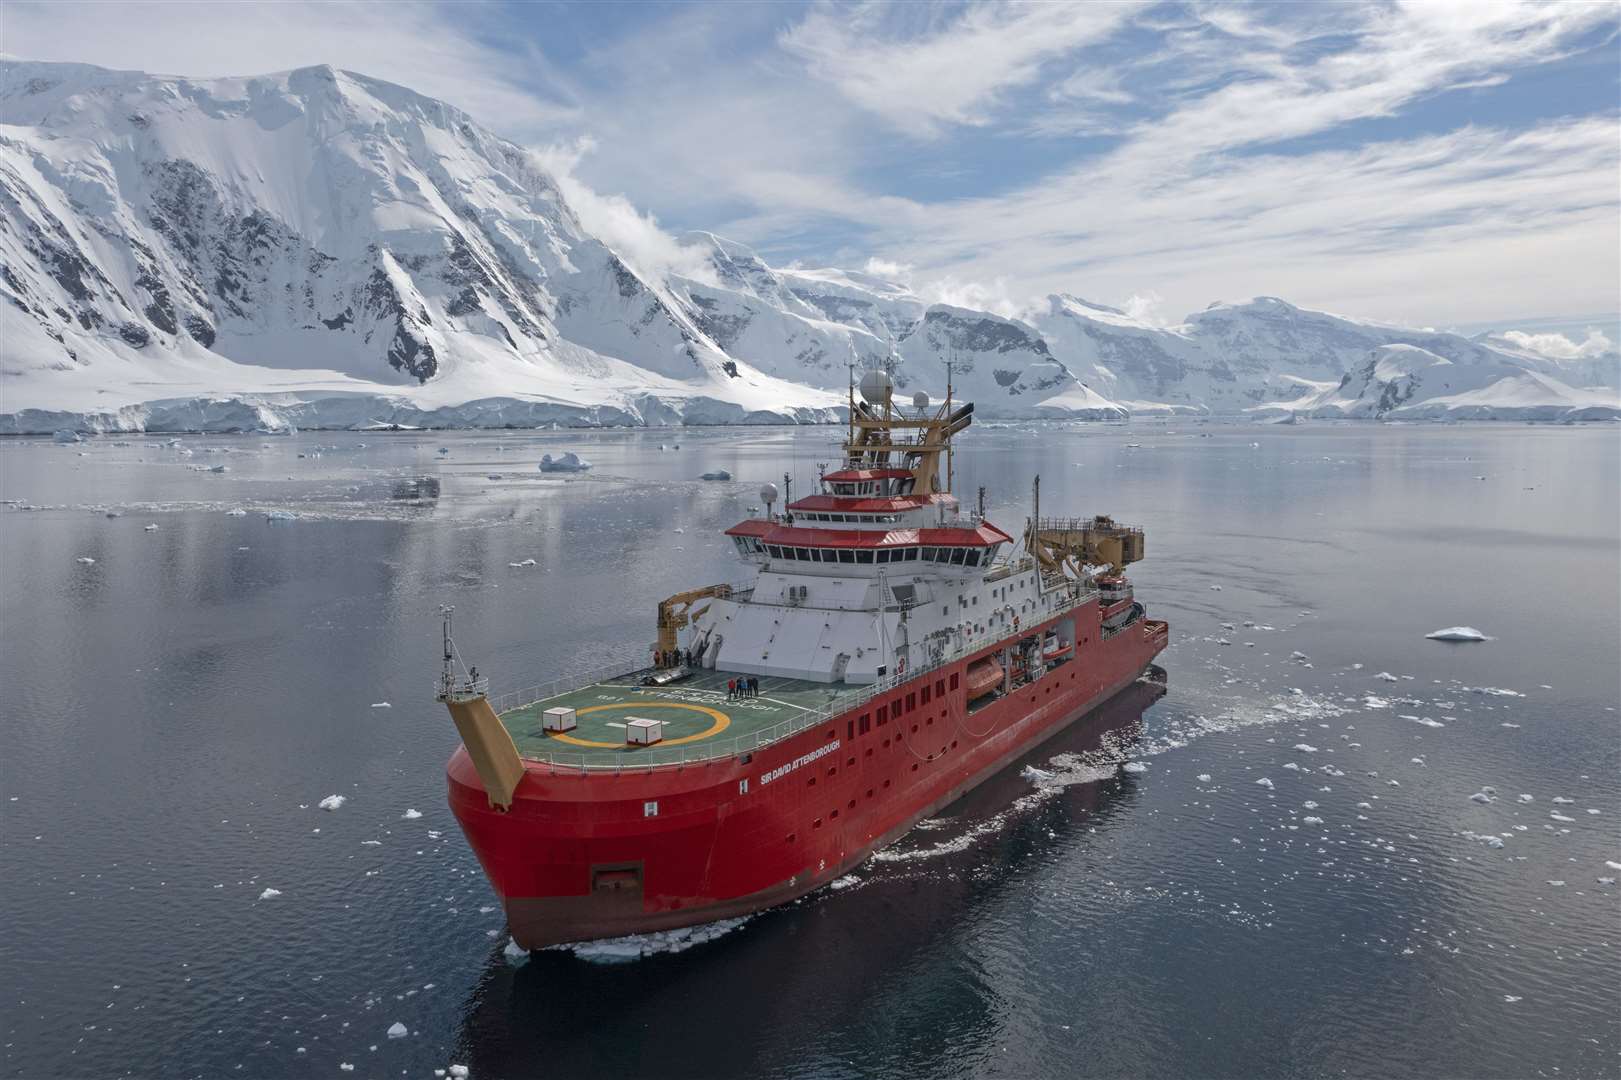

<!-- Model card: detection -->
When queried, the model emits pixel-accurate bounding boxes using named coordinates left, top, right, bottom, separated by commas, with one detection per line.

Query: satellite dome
left=759, top=482, right=779, bottom=506
left=912, top=391, right=930, bottom=411
left=859, top=369, right=893, bottom=405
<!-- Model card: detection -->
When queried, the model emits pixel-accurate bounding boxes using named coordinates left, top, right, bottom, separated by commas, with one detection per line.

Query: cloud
left=532, top=139, right=717, bottom=286
left=1501, top=329, right=1617, bottom=360
left=1, top=0, right=576, bottom=134
left=780, top=1, right=1139, bottom=137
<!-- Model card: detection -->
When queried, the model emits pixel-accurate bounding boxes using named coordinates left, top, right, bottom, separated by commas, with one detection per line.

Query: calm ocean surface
left=2, top=421, right=1617, bottom=1080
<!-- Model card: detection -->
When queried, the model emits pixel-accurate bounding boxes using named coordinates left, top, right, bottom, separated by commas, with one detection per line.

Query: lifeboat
left=965, top=656, right=1004, bottom=700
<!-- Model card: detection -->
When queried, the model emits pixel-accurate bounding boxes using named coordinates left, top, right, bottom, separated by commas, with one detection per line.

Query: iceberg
left=700, top=469, right=733, bottom=481
left=1426, top=626, right=1490, bottom=642
left=539, top=452, right=592, bottom=473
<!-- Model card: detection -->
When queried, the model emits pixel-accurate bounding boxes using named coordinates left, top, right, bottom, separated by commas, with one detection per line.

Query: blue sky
left=9, top=0, right=1621, bottom=332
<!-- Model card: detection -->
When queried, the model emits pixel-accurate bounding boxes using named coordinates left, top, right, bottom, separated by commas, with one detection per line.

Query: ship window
left=813, top=817, right=822, bottom=828
left=768, top=545, right=782, bottom=558
left=839, top=550, right=855, bottom=563
left=965, top=550, right=981, bottom=567
left=847, top=720, right=854, bottom=740
left=921, top=685, right=931, bottom=704
left=859, top=714, right=871, bottom=735
left=856, top=550, right=874, bottom=563
left=921, top=547, right=937, bottom=561
left=892, top=697, right=902, bottom=716
left=905, top=548, right=918, bottom=561
left=876, top=550, right=890, bottom=563
left=950, top=673, right=960, bottom=691
left=950, top=549, right=967, bottom=565
left=876, top=705, right=887, bottom=723
left=906, top=692, right=916, bottom=710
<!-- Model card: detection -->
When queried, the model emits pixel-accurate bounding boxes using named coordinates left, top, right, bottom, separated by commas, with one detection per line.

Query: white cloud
left=781, top=1, right=1139, bottom=137
left=531, top=140, right=717, bottom=286
left=1501, top=329, right=1617, bottom=360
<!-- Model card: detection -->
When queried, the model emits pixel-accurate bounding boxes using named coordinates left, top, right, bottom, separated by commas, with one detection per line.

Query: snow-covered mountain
left=0, top=60, right=840, bottom=431
left=1, top=60, right=1615, bottom=433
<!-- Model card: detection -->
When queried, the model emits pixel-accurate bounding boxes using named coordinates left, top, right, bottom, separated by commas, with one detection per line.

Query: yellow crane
left=656, top=584, right=733, bottom=656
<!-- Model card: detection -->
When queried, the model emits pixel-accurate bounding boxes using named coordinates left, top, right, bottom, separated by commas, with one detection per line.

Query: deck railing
left=491, top=582, right=1103, bottom=775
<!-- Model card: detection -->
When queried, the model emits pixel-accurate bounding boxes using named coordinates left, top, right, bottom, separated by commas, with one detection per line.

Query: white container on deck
left=543, top=706, right=577, bottom=732
left=625, top=717, right=665, bottom=745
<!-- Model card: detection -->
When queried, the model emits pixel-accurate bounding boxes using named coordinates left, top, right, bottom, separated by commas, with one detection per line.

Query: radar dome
left=912, top=391, right=931, bottom=411
left=759, top=482, right=779, bottom=506
left=859, top=369, right=893, bottom=405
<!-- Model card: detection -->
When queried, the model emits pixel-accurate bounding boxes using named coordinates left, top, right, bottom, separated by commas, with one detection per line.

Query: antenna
left=944, top=355, right=956, bottom=494
left=438, top=605, right=456, bottom=699
left=977, top=484, right=986, bottom=522
left=782, top=471, right=792, bottom=522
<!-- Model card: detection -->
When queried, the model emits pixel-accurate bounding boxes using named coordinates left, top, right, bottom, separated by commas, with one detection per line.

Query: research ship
left=437, top=371, right=1169, bottom=949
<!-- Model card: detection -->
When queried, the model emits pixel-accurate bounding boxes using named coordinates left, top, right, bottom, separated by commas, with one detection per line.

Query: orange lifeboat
left=965, top=657, right=1003, bottom=700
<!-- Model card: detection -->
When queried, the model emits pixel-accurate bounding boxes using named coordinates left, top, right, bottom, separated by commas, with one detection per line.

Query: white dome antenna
left=859, top=369, right=893, bottom=406
left=759, top=482, right=778, bottom=518
left=912, top=390, right=930, bottom=414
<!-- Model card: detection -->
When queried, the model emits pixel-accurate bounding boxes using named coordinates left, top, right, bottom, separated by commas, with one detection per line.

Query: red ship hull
left=448, top=603, right=1168, bottom=949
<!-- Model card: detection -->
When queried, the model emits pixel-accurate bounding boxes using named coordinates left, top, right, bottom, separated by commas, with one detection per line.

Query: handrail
left=493, top=584, right=1101, bottom=774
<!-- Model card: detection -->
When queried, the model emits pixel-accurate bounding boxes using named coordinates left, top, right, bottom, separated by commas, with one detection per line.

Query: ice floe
left=539, top=452, right=591, bottom=473
left=1375, top=672, right=1399, bottom=682
left=74, top=556, right=96, bottom=565
left=1425, top=626, right=1490, bottom=642
left=258, top=888, right=281, bottom=900
left=502, top=937, right=528, bottom=964
left=370, top=702, right=392, bottom=709
left=386, top=1022, right=408, bottom=1039
left=699, top=469, right=733, bottom=481
left=318, top=794, right=346, bottom=811
left=1123, top=761, right=1147, bottom=774
left=1196, top=773, right=1212, bottom=783
left=1255, top=778, right=1275, bottom=790
left=402, top=809, right=423, bottom=819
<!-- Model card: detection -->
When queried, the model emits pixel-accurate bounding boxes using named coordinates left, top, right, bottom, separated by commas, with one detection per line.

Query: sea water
left=2, top=421, right=1617, bottom=1079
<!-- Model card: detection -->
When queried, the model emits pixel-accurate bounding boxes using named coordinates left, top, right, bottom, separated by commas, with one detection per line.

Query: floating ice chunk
left=540, top=453, right=591, bottom=473
left=386, top=1021, right=408, bottom=1039
left=699, top=469, right=733, bottom=481
left=1375, top=672, right=1399, bottom=682
left=1425, top=626, right=1489, bottom=642
left=449, top=1067, right=469, bottom=1079
left=1020, top=765, right=1055, bottom=783
left=225, top=508, right=248, bottom=516
left=318, top=795, right=346, bottom=811
left=1255, top=778, right=1274, bottom=790
left=1303, top=800, right=1319, bottom=809
left=53, top=429, right=82, bottom=444
left=1469, top=792, right=1494, bottom=804
left=1607, top=861, right=1621, bottom=871
left=512, top=558, right=537, bottom=567
left=1551, top=796, right=1574, bottom=804
left=1599, top=877, right=1616, bottom=886
left=1123, top=762, right=1147, bottom=774
left=402, top=809, right=423, bottom=819
left=503, top=937, right=528, bottom=964
left=1411, top=717, right=1445, bottom=728
left=1587, top=809, right=1601, bottom=815
left=1517, top=794, right=1533, bottom=803
left=1292, top=743, right=1318, bottom=753
left=143, top=523, right=159, bottom=532
left=370, top=702, right=392, bottom=709
left=1468, top=686, right=1524, bottom=697
left=1550, top=813, right=1575, bottom=823
left=1290, top=651, right=1309, bottom=662
left=75, top=556, right=96, bottom=565
left=1196, top=774, right=1212, bottom=783
left=1302, top=816, right=1323, bottom=826
left=1546, top=880, right=1565, bottom=887
left=1363, top=696, right=1391, bottom=709
left=1209, top=584, right=1222, bottom=591
left=265, top=510, right=298, bottom=522
left=1503, top=995, right=1522, bottom=1003
left=258, top=888, right=281, bottom=900
left=340, top=1065, right=354, bottom=1072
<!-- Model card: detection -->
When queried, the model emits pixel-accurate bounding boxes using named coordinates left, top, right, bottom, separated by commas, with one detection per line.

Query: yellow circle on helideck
left=544, top=701, right=732, bottom=749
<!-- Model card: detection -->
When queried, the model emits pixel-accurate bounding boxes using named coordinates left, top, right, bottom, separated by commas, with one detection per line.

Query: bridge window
left=904, top=548, right=919, bottom=561
left=876, top=550, right=891, bottom=564
left=950, top=549, right=967, bottom=565
left=921, top=547, right=938, bottom=561
left=856, top=550, right=874, bottom=564
left=839, top=550, right=855, bottom=564
left=767, top=545, right=782, bottom=558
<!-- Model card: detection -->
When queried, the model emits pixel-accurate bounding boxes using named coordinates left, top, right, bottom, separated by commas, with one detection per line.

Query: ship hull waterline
left=448, top=606, right=1167, bottom=951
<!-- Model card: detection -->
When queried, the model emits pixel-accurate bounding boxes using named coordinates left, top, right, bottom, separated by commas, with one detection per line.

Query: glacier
left=1, top=59, right=1616, bottom=433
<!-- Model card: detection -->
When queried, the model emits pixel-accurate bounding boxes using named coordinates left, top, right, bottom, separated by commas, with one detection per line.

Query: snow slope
left=0, top=60, right=838, bottom=430
left=1, top=60, right=1614, bottom=432
left=1254, top=344, right=1620, bottom=421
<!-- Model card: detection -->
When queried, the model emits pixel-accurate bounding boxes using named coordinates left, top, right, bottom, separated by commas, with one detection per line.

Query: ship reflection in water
left=455, top=677, right=1166, bottom=1080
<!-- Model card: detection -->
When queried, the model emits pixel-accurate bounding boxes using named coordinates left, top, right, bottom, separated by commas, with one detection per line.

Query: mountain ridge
left=1, top=59, right=1615, bottom=433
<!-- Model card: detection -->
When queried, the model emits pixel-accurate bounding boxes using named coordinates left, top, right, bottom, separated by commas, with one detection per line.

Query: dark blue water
left=3, top=422, right=1617, bottom=1079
